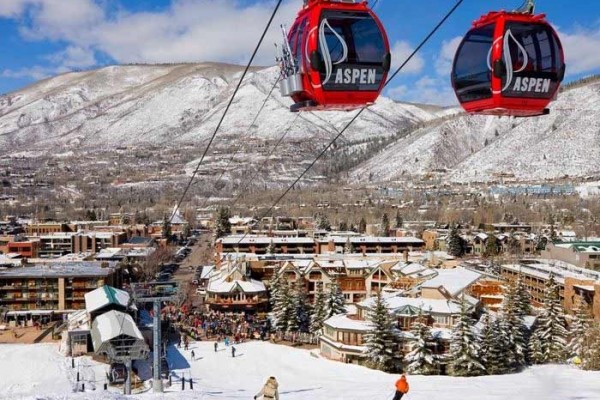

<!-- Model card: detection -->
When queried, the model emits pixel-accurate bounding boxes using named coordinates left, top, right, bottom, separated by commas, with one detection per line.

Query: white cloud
left=388, top=76, right=457, bottom=106
left=435, top=36, right=462, bottom=76
left=0, top=0, right=33, bottom=17
left=46, top=46, right=97, bottom=69
left=4, top=0, right=302, bottom=66
left=557, top=26, right=600, bottom=75
left=390, top=40, right=425, bottom=74
left=1, top=65, right=66, bottom=80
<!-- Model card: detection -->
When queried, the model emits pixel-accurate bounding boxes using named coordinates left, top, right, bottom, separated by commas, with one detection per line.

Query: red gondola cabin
left=451, top=11, right=565, bottom=117
left=278, top=0, right=390, bottom=112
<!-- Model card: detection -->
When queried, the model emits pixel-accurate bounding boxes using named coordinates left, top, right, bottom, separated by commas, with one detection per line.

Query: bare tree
left=141, top=247, right=175, bottom=281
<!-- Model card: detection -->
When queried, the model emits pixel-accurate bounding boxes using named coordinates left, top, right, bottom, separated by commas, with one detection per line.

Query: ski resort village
left=1, top=209, right=600, bottom=399
left=1, top=0, right=600, bottom=399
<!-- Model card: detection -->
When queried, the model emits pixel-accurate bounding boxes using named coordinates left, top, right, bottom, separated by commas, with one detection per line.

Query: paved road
left=172, top=231, right=214, bottom=307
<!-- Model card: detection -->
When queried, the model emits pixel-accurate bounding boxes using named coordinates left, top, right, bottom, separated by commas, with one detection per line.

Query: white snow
left=350, top=80, right=600, bottom=183
left=420, top=267, right=483, bottom=297
left=1, top=342, right=600, bottom=399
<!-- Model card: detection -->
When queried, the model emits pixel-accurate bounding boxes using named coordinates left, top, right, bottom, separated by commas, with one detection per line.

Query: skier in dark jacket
left=231, top=346, right=236, bottom=358
left=214, top=342, right=218, bottom=352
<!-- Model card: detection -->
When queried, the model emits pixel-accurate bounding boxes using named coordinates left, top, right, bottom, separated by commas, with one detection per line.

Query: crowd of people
left=162, top=306, right=270, bottom=345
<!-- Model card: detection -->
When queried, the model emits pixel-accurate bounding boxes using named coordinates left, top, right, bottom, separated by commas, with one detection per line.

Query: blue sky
left=0, top=0, right=598, bottom=105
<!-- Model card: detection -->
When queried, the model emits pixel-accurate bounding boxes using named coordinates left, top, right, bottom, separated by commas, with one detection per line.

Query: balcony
left=205, top=297, right=268, bottom=306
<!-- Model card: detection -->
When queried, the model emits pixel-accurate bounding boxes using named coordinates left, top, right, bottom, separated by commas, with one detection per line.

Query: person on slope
left=254, top=376, right=279, bottom=400
left=393, top=374, right=409, bottom=400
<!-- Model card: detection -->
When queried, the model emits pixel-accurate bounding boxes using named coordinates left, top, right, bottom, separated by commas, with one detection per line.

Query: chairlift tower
left=131, top=281, right=180, bottom=394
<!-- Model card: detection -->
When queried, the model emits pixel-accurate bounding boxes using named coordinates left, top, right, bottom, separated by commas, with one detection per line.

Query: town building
left=500, top=259, right=600, bottom=320
left=205, top=260, right=268, bottom=311
left=319, top=267, right=483, bottom=364
left=0, top=261, right=121, bottom=321
left=541, top=241, right=600, bottom=271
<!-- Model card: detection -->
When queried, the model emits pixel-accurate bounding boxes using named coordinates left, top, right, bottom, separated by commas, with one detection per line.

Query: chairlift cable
left=229, top=112, right=302, bottom=209
left=193, top=74, right=282, bottom=199
left=232, top=0, right=465, bottom=245
left=169, top=0, right=285, bottom=223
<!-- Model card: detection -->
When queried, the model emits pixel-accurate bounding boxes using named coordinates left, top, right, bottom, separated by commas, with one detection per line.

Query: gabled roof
left=365, top=262, right=394, bottom=280
left=420, top=268, right=482, bottom=297
left=359, top=294, right=470, bottom=315
left=90, top=310, right=147, bottom=357
left=85, top=285, right=131, bottom=314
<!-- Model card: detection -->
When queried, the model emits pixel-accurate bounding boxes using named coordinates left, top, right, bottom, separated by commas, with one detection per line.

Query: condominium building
left=0, top=262, right=120, bottom=315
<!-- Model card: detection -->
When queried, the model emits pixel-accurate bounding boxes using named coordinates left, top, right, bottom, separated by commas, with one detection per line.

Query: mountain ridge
left=0, top=64, right=598, bottom=185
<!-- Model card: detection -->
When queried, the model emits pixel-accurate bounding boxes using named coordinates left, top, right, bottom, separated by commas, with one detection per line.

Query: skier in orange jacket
left=393, top=374, right=409, bottom=400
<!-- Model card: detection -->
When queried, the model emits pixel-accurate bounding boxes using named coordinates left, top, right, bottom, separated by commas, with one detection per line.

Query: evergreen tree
left=484, top=233, right=498, bottom=258
left=529, top=329, right=544, bottom=364
left=581, top=323, right=600, bottom=370
left=269, top=273, right=283, bottom=309
left=380, top=213, right=390, bottom=236
left=339, top=221, right=348, bottom=231
left=134, top=210, right=142, bottom=224
left=535, top=236, right=548, bottom=252
left=485, top=318, right=512, bottom=374
left=514, top=274, right=532, bottom=317
left=85, top=209, right=97, bottom=221
left=405, top=315, right=438, bottom=375
left=344, top=238, right=355, bottom=254
left=568, top=305, right=592, bottom=358
left=266, top=240, right=276, bottom=255
left=325, top=280, right=346, bottom=318
left=364, top=292, right=399, bottom=372
left=447, top=224, right=464, bottom=257
left=359, top=217, right=367, bottom=234
left=394, top=211, right=403, bottom=229
left=316, top=213, right=331, bottom=231
left=292, top=277, right=311, bottom=333
left=274, top=281, right=294, bottom=332
left=310, top=283, right=328, bottom=334
left=215, top=207, right=231, bottom=238
left=162, top=216, right=172, bottom=241
left=531, top=273, right=568, bottom=363
left=448, top=299, right=486, bottom=376
left=502, top=283, right=528, bottom=369
left=182, top=223, right=191, bottom=238
left=479, top=314, right=495, bottom=371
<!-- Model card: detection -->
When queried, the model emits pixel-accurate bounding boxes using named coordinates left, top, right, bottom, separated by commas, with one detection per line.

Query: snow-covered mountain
left=0, top=63, right=434, bottom=151
left=0, top=64, right=598, bottom=184
left=350, top=80, right=600, bottom=183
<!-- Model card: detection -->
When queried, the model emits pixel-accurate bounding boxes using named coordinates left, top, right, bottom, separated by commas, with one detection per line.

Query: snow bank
left=1, top=341, right=600, bottom=399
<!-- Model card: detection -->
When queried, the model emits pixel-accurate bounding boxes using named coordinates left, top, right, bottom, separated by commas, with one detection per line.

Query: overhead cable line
left=169, top=0, right=284, bottom=223
left=233, top=0, right=465, bottom=244
left=228, top=112, right=302, bottom=209
left=193, top=74, right=281, bottom=192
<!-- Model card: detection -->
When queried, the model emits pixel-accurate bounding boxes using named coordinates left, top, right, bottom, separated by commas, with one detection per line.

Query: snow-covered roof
left=219, top=235, right=314, bottom=245
left=344, top=259, right=381, bottom=270
left=420, top=268, right=483, bottom=296
left=321, top=236, right=424, bottom=245
left=85, top=285, right=131, bottom=314
left=0, top=262, right=117, bottom=278
left=229, top=216, right=256, bottom=225
left=207, top=265, right=266, bottom=294
left=323, top=314, right=372, bottom=332
left=391, top=262, right=428, bottom=276
left=359, top=294, right=465, bottom=315
left=502, top=259, right=600, bottom=284
left=95, top=247, right=123, bottom=259
left=90, top=310, right=146, bottom=356
left=67, top=309, right=90, bottom=332
left=200, top=265, right=215, bottom=279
